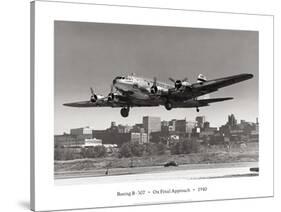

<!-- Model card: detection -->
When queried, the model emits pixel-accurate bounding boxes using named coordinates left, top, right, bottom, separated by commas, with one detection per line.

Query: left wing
left=191, top=73, right=253, bottom=94
left=166, top=73, right=253, bottom=100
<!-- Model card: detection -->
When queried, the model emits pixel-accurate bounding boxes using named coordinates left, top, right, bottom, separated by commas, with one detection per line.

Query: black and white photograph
left=27, top=1, right=274, bottom=211
left=54, top=21, right=259, bottom=183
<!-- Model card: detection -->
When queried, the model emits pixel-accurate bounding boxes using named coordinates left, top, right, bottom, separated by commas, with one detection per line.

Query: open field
left=55, top=147, right=258, bottom=172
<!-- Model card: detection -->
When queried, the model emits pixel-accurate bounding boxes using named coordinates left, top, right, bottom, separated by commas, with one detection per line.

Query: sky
left=54, top=21, right=258, bottom=135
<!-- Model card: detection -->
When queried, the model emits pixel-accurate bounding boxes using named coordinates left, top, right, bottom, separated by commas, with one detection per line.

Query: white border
left=31, top=1, right=274, bottom=211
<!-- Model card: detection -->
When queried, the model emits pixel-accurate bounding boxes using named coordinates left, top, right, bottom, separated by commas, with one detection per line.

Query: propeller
left=168, top=77, right=176, bottom=83
left=150, top=77, right=158, bottom=94
left=90, top=87, right=94, bottom=95
left=90, top=87, right=97, bottom=102
left=153, top=77, right=157, bottom=86
left=169, top=77, right=189, bottom=90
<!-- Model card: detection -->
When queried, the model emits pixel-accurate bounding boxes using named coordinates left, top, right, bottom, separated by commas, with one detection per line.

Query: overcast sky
left=54, top=21, right=258, bottom=135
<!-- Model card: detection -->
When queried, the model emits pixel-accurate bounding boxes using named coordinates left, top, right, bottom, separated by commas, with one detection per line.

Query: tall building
left=186, top=121, right=196, bottom=134
left=196, top=116, right=206, bottom=128
left=227, top=114, right=237, bottom=127
left=169, top=119, right=177, bottom=132
left=143, top=116, right=161, bottom=142
left=175, top=119, right=187, bottom=133
left=255, top=117, right=259, bottom=132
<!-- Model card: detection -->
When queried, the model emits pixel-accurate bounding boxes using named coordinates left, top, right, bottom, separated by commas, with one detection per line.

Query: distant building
left=92, top=130, right=130, bottom=147
left=131, top=123, right=144, bottom=133
left=117, top=124, right=132, bottom=133
left=54, top=132, right=99, bottom=148
left=161, top=121, right=169, bottom=127
left=169, top=119, right=177, bottom=132
left=55, top=127, right=95, bottom=148
left=161, top=121, right=169, bottom=133
left=175, top=119, right=196, bottom=135
left=200, top=127, right=217, bottom=137
left=70, top=126, right=93, bottom=136
left=203, top=121, right=210, bottom=129
left=143, top=116, right=161, bottom=142
left=186, top=121, right=196, bottom=134
left=227, top=114, right=237, bottom=127
left=54, top=134, right=81, bottom=147
left=196, top=116, right=205, bottom=128
left=83, top=138, right=102, bottom=147
left=130, top=132, right=148, bottom=144
left=175, top=119, right=186, bottom=133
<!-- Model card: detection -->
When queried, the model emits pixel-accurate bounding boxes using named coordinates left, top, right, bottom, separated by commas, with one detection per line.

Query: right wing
left=63, top=94, right=160, bottom=108
left=172, top=97, right=233, bottom=108
left=63, top=93, right=130, bottom=108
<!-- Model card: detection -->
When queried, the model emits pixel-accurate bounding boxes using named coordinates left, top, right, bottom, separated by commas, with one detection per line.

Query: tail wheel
left=165, top=102, right=172, bottom=111
left=120, top=107, right=129, bottom=117
left=196, top=107, right=200, bottom=112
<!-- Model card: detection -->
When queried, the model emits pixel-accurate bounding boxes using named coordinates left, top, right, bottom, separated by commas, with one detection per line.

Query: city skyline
left=56, top=114, right=257, bottom=135
left=55, top=21, right=258, bottom=134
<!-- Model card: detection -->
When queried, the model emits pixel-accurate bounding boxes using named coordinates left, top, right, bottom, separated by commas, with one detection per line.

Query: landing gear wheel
left=165, top=102, right=172, bottom=111
left=120, top=107, right=129, bottom=117
left=196, top=107, right=200, bottom=112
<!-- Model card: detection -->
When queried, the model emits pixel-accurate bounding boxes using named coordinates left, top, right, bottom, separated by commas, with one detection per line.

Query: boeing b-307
left=63, top=73, right=253, bottom=117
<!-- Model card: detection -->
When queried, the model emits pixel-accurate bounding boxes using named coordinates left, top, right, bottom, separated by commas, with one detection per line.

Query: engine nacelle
left=90, top=94, right=98, bottom=102
left=174, top=80, right=182, bottom=90
left=90, top=94, right=104, bottom=102
left=150, top=85, right=158, bottom=94
left=107, top=93, right=115, bottom=101
left=174, top=80, right=192, bottom=90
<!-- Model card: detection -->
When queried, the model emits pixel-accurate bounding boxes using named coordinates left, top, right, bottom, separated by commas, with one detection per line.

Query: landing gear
left=196, top=107, right=200, bottom=112
left=165, top=102, right=173, bottom=111
left=120, top=107, right=130, bottom=117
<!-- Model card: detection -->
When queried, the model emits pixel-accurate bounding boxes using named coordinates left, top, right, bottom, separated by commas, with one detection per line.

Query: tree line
left=54, top=139, right=200, bottom=160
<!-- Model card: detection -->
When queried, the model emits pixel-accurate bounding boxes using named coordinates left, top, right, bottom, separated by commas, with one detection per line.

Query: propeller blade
left=153, top=77, right=157, bottom=86
left=110, top=84, right=114, bottom=93
left=90, top=87, right=94, bottom=95
left=169, top=77, right=176, bottom=83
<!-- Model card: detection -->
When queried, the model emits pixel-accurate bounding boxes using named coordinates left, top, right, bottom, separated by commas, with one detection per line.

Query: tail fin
left=197, top=74, right=207, bottom=83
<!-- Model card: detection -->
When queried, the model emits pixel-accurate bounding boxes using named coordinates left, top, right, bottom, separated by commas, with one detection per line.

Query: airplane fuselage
left=113, top=75, right=170, bottom=100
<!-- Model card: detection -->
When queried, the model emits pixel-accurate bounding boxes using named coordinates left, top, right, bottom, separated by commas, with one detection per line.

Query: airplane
left=63, top=73, right=253, bottom=118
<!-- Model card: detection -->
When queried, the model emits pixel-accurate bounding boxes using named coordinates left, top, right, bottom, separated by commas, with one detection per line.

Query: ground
left=54, top=143, right=258, bottom=179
